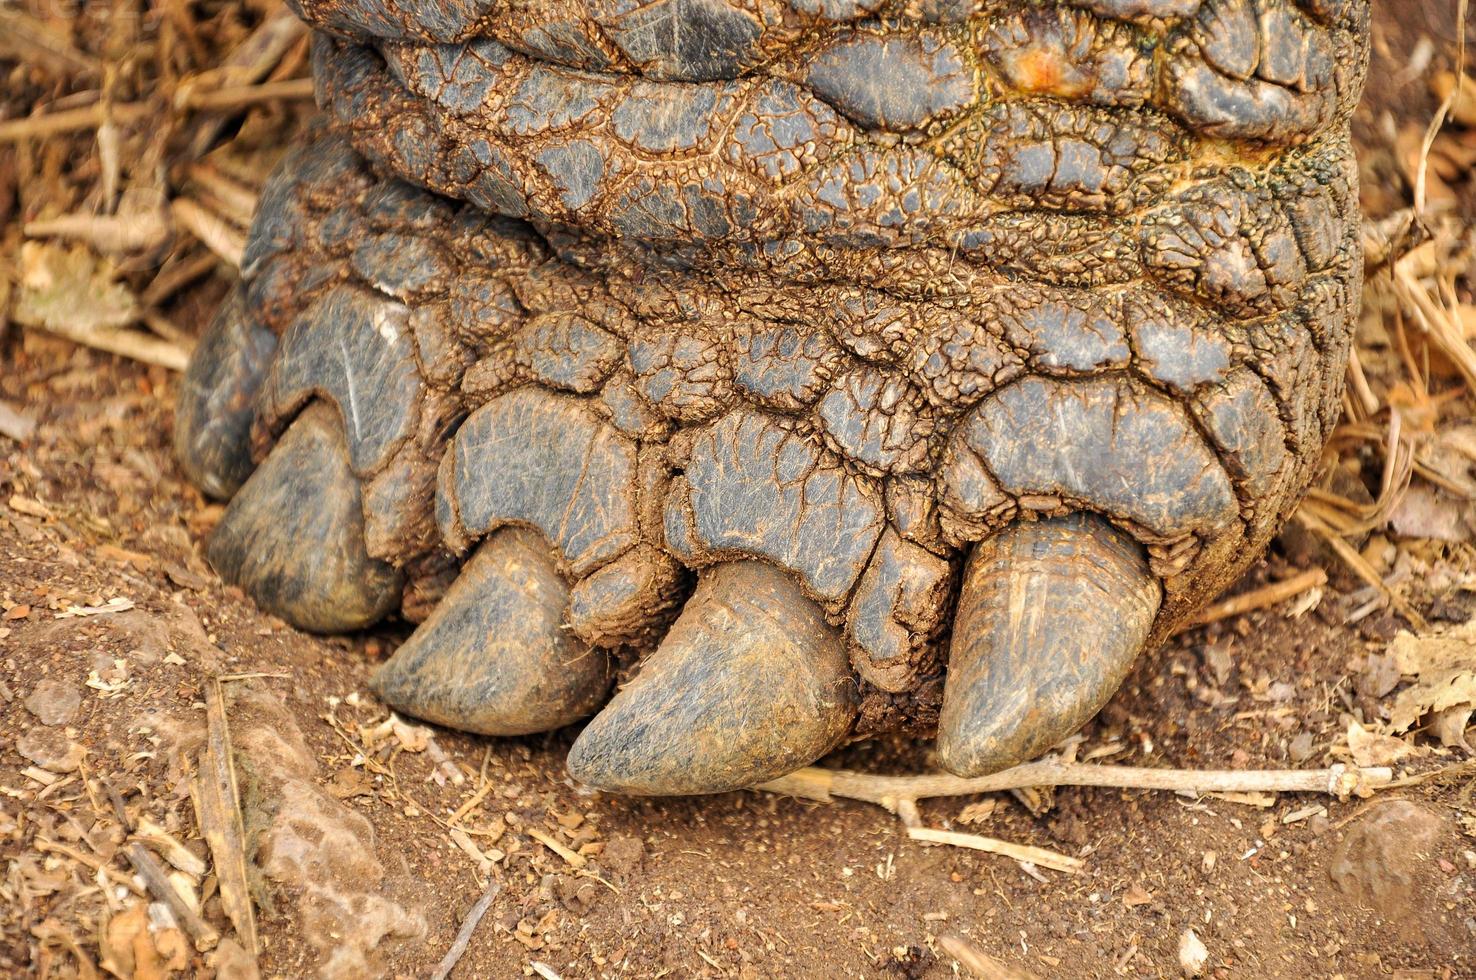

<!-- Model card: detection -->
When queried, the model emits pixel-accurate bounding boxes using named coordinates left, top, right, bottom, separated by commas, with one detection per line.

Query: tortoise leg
left=936, top=513, right=1161, bottom=777
left=207, top=402, right=404, bottom=633
left=370, top=527, right=611, bottom=735
left=566, top=561, right=858, bottom=796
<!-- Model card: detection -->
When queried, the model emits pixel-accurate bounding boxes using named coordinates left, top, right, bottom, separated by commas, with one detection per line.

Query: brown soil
left=4, top=3, right=1476, bottom=979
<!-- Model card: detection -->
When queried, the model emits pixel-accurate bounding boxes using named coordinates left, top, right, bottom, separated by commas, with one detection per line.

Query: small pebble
left=17, top=728, right=85, bottom=773
left=24, top=677, right=81, bottom=726
left=1178, top=928, right=1209, bottom=977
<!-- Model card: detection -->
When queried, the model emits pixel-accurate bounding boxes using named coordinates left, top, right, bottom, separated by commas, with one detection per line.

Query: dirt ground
left=4, top=2, right=1476, bottom=978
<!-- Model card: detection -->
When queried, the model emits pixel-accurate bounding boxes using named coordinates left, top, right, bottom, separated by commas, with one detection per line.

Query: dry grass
left=0, top=0, right=313, bottom=370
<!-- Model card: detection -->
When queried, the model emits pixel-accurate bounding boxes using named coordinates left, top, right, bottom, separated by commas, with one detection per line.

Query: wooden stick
left=192, top=678, right=259, bottom=959
left=179, top=78, right=316, bottom=112
left=526, top=828, right=587, bottom=870
left=907, top=827, right=1082, bottom=875
left=1185, top=568, right=1328, bottom=628
left=756, top=761, right=1392, bottom=812
left=171, top=198, right=246, bottom=268
left=133, top=815, right=207, bottom=876
left=123, top=843, right=220, bottom=953
left=0, top=103, right=152, bottom=143
left=940, top=936, right=1040, bottom=980
left=448, top=781, right=496, bottom=826
left=32, top=320, right=190, bottom=372
left=141, top=251, right=225, bottom=308
left=24, top=209, right=172, bottom=254
left=0, top=8, right=99, bottom=77
left=429, top=880, right=502, bottom=980
left=186, top=163, right=261, bottom=226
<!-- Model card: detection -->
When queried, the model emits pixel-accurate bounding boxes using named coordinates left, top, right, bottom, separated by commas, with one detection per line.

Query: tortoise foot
left=177, top=0, right=1370, bottom=793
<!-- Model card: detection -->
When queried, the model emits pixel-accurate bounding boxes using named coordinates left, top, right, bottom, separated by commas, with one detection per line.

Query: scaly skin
left=177, top=0, right=1369, bottom=794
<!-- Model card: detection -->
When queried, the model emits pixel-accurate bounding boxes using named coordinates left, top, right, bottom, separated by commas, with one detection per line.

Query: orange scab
left=1012, top=49, right=1092, bottom=100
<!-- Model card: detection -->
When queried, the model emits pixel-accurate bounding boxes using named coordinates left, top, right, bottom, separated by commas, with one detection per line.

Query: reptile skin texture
left=176, top=0, right=1370, bottom=794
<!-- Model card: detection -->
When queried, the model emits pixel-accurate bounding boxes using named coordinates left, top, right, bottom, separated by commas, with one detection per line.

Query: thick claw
left=371, top=528, right=610, bottom=735
left=175, top=287, right=277, bottom=499
left=207, top=403, right=404, bottom=632
left=937, top=512, right=1161, bottom=777
left=567, top=561, right=858, bottom=796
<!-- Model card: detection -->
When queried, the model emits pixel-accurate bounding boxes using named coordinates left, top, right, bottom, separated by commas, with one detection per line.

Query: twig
left=1185, top=568, right=1328, bottom=628
left=142, top=251, right=227, bottom=308
left=142, top=312, right=193, bottom=347
left=0, top=8, right=99, bottom=77
left=186, top=163, right=261, bottom=226
left=908, top=827, right=1082, bottom=875
left=757, top=761, right=1392, bottom=812
left=171, top=198, right=246, bottom=268
left=182, top=12, right=309, bottom=158
left=32, top=319, right=190, bottom=372
left=526, top=827, right=587, bottom=870
left=939, top=936, right=1040, bottom=980
left=1294, top=510, right=1426, bottom=630
left=449, top=781, right=496, bottom=825
left=183, top=12, right=306, bottom=94
left=179, top=78, right=316, bottom=112
left=1383, top=758, right=1476, bottom=789
left=133, top=815, right=207, bottom=875
left=0, top=102, right=152, bottom=143
left=23, top=208, right=172, bottom=254
left=98, top=774, right=133, bottom=833
left=123, top=843, right=220, bottom=953
left=192, top=677, right=260, bottom=959
left=1413, top=0, right=1469, bottom=214
left=429, top=880, right=502, bottom=980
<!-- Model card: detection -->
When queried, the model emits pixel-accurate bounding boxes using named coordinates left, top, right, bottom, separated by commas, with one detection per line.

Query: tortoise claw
left=175, top=286, right=277, bottom=499
left=937, top=512, right=1161, bottom=777
left=207, top=403, right=404, bottom=633
left=567, top=561, right=857, bottom=796
left=371, top=528, right=611, bottom=735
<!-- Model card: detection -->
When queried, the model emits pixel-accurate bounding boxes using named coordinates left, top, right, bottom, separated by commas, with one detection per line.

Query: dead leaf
left=15, top=241, right=138, bottom=335
left=1347, top=720, right=1420, bottom=768
left=326, top=767, right=375, bottom=800
left=100, top=903, right=145, bottom=978
left=958, top=799, right=998, bottom=826
left=1432, top=70, right=1476, bottom=129
left=58, top=597, right=136, bottom=618
left=1386, top=623, right=1476, bottom=736
left=1388, top=483, right=1476, bottom=542
left=1430, top=706, right=1473, bottom=750
left=0, top=401, right=37, bottom=442
left=1122, top=884, right=1153, bottom=908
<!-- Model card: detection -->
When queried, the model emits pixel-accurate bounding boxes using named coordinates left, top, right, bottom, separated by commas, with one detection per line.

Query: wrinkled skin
left=177, top=0, right=1370, bottom=794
